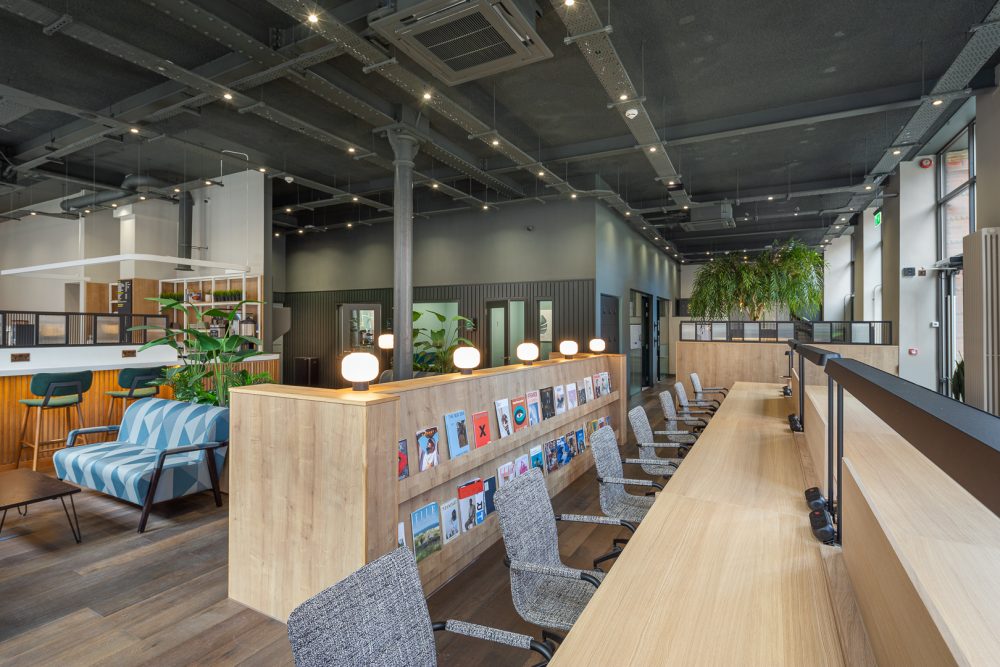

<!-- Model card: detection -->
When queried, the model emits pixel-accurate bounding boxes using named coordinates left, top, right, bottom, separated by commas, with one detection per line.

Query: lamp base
left=352, top=381, right=370, bottom=392
left=563, top=355, right=575, bottom=360
left=460, top=369, right=473, bottom=375
left=522, top=361, right=534, bottom=366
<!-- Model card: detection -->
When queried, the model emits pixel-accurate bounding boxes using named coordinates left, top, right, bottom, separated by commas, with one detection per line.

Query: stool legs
left=16, top=407, right=30, bottom=469
left=17, top=403, right=87, bottom=471
left=32, top=405, right=42, bottom=471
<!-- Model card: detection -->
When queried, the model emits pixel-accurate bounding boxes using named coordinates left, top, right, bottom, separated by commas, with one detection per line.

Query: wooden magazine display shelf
left=228, top=354, right=627, bottom=622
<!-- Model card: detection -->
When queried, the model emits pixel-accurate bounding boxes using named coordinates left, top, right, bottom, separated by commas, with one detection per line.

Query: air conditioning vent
left=680, top=203, right=736, bottom=232
left=371, top=0, right=551, bottom=86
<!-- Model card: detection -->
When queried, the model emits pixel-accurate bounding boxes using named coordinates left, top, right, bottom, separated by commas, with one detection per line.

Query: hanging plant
left=689, top=240, right=825, bottom=321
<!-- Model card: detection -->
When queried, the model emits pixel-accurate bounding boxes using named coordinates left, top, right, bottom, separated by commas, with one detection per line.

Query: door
left=656, top=298, right=670, bottom=381
left=628, top=291, right=652, bottom=395
left=337, top=303, right=381, bottom=385
left=600, top=294, right=620, bottom=353
left=487, top=300, right=525, bottom=367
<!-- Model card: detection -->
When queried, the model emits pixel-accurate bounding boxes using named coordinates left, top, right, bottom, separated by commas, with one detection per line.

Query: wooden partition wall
left=228, top=354, right=627, bottom=621
left=677, top=341, right=898, bottom=391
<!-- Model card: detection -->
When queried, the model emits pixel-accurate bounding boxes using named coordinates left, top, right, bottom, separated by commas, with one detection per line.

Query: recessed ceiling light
left=619, top=93, right=628, bottom=101
left=352, top=196, right=359, bottom=202
left=649, top=146, right=657, bottom=152
left=706, top=251, right=710, bottom=255
left=274, top=232, right=280, bottom=237
left=840, top=217, right=846, bottom=221
left=348, top=147, right=356, bottom=154
left=205, top=180, right=213, bottom=186
left=483, top=204, right=489, bottom=210
left=422, top=92, right=432, bottom=101
left=564, top=0, right=574, bottom=5
left=767, top=196, right=774, bottom=201
left=347, top=222, right=353, bottom=228
left=431, top=182, right=439, bottom=189
left=307, top=13, right=319, bottom=23
left=129, top=127, right=140, bottom=134
left=298, top=228, right=305, bottom=234
left=258, top=167, right=266, bottom=173
left=139, top=195, right=146, bottom=200
left=173, top=188, right=181, bottom=193
left=932, top=99, right=944, bottom=106
left=794, top=212, right=798, bottom=216
left=668, top=180, right=675, bottom=186
left=743, top=255, right=748, bottom=260
left=538, top=171, right=545, bottom=177
left=682, top=205, right=689, bottom=210
left=491, top=138, right=500, bottom=146
left=865, top=185, right=873, bottom=190
left=223, top=92, right=233, bottom=100
left=285, top=207, right=292, bottom=213
left=892, top=149, right=902, bottom=156
left=625, top=211, right=631, bottom=216
left=111, top=203, right=118, bottom=208
left=571, top=193, right=577, bottom=199
left=30, top=211, right=37, bottom=216
left=84, top=209, right=91, bottom=214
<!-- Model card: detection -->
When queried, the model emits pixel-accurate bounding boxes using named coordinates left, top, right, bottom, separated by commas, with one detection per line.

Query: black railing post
left=798, top=353, right=805, bottom=429
left=836, top=381, right=844, bottom=545
left=827, top=375, right=835, bottom=512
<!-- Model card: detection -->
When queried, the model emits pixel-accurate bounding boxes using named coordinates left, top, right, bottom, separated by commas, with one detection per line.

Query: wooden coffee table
left=0, top=470, right=82, bottom=543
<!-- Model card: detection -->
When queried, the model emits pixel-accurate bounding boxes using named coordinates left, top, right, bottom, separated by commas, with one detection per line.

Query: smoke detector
left=625, top=108, right=639, bottom=120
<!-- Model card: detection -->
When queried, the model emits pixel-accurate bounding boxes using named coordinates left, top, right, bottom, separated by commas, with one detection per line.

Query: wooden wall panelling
left=277, top=279, right=596, bottom=388
left=130, top=279, right=162, bottom=315
left=0, top=357, right=280, bottom=471
left=228, top=386, right=398, bottom=622
left=676, top=341, right=899, bottom=392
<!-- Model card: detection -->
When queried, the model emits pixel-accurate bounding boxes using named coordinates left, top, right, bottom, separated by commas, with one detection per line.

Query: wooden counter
left=227, top=354, right=628, bottom=621
left=0, top=355, right=281, bottom=470
left=550, top=383, right=866, bottom=666
left=677, top=341, right=898, bottom=391
left=804, top=385, right=1000, bottom=666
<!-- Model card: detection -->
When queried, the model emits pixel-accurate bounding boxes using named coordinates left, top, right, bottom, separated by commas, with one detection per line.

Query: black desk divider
left=825, top=358, right=1000, bottom=520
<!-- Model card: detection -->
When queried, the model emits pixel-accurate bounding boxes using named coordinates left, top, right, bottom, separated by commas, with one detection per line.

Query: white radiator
left=964, top=228, right=1000, bottom=415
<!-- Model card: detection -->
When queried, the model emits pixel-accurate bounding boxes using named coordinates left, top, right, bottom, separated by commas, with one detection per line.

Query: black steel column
left=387, top=129, right=420, bottom=381
left=836, top=382, right=844, bottom=544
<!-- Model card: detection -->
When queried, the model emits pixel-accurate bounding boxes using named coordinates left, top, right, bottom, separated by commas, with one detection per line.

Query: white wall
left=0, top=211, right=84, bottom=310
left=284, top=199, right=597, bottom=291
left=861, top=208, right=883, bottom=320
left=976, top=81, right=1000, bottom=231
left=823, top=235, right=853, bottom=320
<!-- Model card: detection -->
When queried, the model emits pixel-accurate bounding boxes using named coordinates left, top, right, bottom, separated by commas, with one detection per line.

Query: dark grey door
left=600, top=294, right=620, bottom=353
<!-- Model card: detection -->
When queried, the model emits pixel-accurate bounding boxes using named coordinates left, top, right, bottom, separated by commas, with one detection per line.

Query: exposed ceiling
left=1, top=0, right=999, bottom=261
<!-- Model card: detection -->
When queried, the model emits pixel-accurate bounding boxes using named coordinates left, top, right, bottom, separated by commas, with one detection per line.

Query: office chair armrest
left=703, top=386, right=728, bottom=394
left=432, top=620, right=553, bottom=663
left=624, top=457, right=681, bottom=470
left=636, top=441, right=684, bottom=450
left=696, top=397, right=722, bottom=407
left=508, top=560, right=603, bottom=588
left=556, top=513, right=637, bottom=532
left=654, top=430, right=689, bottom=436
left=66, top=425, right=120, bottom=447
left=598, top=476, right=664, bottom=490
left=680, top=409, right=712, bottom=415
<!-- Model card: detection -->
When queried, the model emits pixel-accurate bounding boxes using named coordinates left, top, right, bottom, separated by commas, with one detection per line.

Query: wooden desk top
left=551, top=382, right=846, bottom=666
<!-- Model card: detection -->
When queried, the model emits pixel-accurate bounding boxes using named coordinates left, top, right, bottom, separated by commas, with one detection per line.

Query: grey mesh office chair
left=659, top=389, right=708, bottom=436
left=287, top=547, right=554, bottom=667
left=495, top=467, right=622, bottom=646
left=588, top=426, right=661, bottom=567
left=689, top=372, right=728, bottom=403
left=627, top=405, right=690, bottom=475
left=674, top=382, right=718, bottom=416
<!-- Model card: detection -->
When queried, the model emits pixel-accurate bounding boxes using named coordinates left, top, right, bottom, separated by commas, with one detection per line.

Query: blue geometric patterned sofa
left=52, top=398, right=230, bottom=532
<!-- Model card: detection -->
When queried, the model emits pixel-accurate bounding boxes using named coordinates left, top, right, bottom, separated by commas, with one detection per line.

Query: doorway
left=337, top=303, right=381, bottom=385
left=600, top=294, right=620, bottom=353
left=656, top=297, right=670, bottom=381
left=628, top=290, right=652, bottom=395
left=487, top=300, right=525, bottom=367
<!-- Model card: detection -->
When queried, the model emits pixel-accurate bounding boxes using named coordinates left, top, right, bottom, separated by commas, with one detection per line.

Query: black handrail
left=825, top=358, right=1000, bottom=517
left=680, top=320, right=892, bottom=345
left=0, top=310, right=168, bottom=348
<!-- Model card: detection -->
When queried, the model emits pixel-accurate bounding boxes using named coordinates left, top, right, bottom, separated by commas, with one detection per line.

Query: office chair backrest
left=590, top=426, right=629, bottom=516
left=628, top=406, right=654, bottom=443
left=690, top=372, right=704, bottom=394
left=674, top=382, right=693, bottom=408
left=659, top=390, right=680, bottom=430
left=495, top=467, right=561, bottom=568
left=287, top=547, right=437, bottom=667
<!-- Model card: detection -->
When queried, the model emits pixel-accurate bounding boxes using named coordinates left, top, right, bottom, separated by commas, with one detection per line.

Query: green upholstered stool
left=17, top=371, right=93, bottom=471
left=104, top=366, right=164, bottom=424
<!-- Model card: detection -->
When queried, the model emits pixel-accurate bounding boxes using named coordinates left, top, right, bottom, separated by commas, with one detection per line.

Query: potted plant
left=130, top=297, right=271, bottom=407
left=412, top=310, right=474, bottom=374
left=689, top=240, right=824, bottom=320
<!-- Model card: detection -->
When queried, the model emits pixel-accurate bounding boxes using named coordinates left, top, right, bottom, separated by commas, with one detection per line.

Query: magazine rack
left=228, top=353, right=627, bottom=621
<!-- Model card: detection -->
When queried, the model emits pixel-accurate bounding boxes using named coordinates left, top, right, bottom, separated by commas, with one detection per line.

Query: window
left=936, top=123, right=975, bottom=391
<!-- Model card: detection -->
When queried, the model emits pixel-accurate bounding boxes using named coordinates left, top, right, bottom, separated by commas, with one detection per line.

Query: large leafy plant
left=131, top=297, right=270, bottom=407
left=689, top=240, right=825, bottom=321
left=412, top=310, right=473, bottom=374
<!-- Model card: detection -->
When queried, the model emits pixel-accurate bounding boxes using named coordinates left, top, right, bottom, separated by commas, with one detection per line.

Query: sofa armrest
left=66, top=425, right=119, bottom=447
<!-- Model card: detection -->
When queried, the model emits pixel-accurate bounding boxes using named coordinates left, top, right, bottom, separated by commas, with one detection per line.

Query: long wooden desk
left=551, top=382, right=856, bottom=666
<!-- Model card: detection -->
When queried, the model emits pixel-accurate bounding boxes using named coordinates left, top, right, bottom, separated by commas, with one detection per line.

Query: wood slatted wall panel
left=277, top=279, right=595, bottom=388
left=0, top=357, right=280, bottom=470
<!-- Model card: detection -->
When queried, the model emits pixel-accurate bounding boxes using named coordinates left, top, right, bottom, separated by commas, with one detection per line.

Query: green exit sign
left=874, top=209, right=882, bottom=228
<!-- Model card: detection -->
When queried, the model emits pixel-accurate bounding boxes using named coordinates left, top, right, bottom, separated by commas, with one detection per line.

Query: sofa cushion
left=53, top=441, right=226, bottom=505
left=118, top=398, right=229, bottom=450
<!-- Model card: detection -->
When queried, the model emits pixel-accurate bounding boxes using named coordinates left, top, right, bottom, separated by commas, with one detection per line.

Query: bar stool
left=105, top=366, right=163, bottom=424
left=17, top=371, right=93, bottom=471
